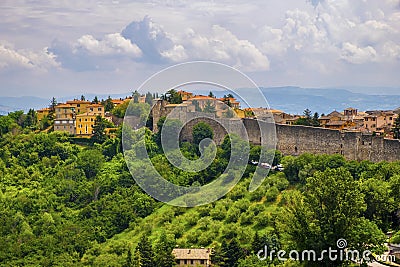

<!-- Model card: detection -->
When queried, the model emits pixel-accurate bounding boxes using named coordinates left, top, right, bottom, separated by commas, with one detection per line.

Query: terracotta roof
left=88, top=103, right=103, bottom=108
left=327, top=111, right=344, bottom=117
left=66, top=100, right=91, bottom=104
left=56, top=104, right=73, bottom=108
left=172, top=249, right=211, bottom=260
left=189, top=95, right=216, bottom=100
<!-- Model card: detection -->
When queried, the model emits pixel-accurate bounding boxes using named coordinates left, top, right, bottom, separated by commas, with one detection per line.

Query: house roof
left=189, top=95, right=216, bottom=101
left=172, top=248, right=211, bottom=260
left=56, top=104, right=74, bottom=108
left=327, top=110, right=344, bottom=117
left=87, top=103, right=103, bottom=108
left=66, top=100, right=91, bottom=104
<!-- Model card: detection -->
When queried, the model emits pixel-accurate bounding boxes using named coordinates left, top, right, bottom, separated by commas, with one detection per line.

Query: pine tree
left=81, top=95, right=86, bottom=101
left=145, top=92, right=153, bottom=105
left=154, top=232, right=175, bottom=267
left=134, top=235, right=155, bottom=267
left=48, top=97, right=57, bottom=120
left=213, top=238, right=244, bottom=267
left=133, top=90, right=140, bottom=103
left=124, top=246, right=134, bottom=267
left=104, top=96, right=114, bottom=112
left=393, top=115, right=400, bottom=139
left=92, top=96, right=99, bottom=104
left=92, top=115, right=107, bottom=143
left=252, top=231, right=263, bottom=254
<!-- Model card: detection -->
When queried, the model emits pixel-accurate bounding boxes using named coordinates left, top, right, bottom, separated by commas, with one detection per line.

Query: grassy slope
left=81, top=172, right=291, bottom=266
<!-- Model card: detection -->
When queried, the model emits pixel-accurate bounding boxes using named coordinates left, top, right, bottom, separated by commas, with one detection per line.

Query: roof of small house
left=172, top=248, right=211, bottom=260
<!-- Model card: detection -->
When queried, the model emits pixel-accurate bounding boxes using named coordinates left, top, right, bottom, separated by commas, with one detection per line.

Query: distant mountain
left=192, top=87, right=400, bottom=114
left=259, top=87, right=400, bottom=114
left=0, top=96, right=50, bottom=115
left=0, top=87, right=399, bottom=115
left=0, top=93, right=130, bottom=115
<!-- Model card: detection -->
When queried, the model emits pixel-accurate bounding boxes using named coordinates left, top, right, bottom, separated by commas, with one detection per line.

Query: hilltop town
left=32, top=89, right=400, bottom=140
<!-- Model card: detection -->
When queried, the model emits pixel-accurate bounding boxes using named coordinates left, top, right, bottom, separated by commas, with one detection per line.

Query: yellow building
left=37, top=108, right=50, bottom=121
left=66, top=100, right=92, bottom=114
left=75, top=104, right=105, bottom=137
left=76, top=113, right=97, bottom=137
left=86, top=104, right=104, bottom=117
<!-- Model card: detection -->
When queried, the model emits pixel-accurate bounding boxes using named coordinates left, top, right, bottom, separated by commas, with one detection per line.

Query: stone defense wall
left=152, top=103, right=400, bottom=162
left=178, top=118, right=400, bottom=162
left=245, top=119, right=400, bottom=162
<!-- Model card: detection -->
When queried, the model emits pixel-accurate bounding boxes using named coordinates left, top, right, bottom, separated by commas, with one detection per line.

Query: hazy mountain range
left=0, top=87, right=399, bottom=115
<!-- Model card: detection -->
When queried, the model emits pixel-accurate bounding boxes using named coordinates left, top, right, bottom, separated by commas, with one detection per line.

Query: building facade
left=172, top=248, right=211, bottom=267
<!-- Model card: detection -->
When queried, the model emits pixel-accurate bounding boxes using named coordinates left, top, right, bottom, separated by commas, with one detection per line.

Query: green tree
left=145, top=92, right=153, bottom=105
left=24, top=109, right=37, bottom=128
left=133, top=90, right=140, bottom=103
left=192, top=122, right=214, bottom=147
left=77, top=149, right=105, bottom=179
left=81, top=95, right=86, bottom=101
left=393, top=115, right=400, bottom=139
left=92, top=96, right=99, bottom=104
left=104, top=96, right=114, bottom=112
left=203, top=100, right=216, bottom=113
left=215, top=238, right=245, bottom=267
left=208, top=91, right=215, bottom=98
left=48, top=97, right=57, bottom=120
left=92, top=115, right=108, bottom=144
left=134, top=235, right=155, bottom=267
left=279, top=168, right=385, bottom=266
left=164, top=89, right=182, bottom=104
left=154, top=232, right=175, bottom=267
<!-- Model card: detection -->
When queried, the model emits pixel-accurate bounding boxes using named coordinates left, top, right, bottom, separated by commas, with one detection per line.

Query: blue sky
left=0, top=0, right=399, bottom=97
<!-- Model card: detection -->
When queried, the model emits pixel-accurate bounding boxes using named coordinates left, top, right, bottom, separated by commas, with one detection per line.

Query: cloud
left=0, top=42, right=59, bottom=71
left=49, top=16, right=269, bottom=72
left=74, top=33, right=142, bottom=57
left=341, top=42, right=377, bottom=64
left=121, top=15, right=175, bottom=63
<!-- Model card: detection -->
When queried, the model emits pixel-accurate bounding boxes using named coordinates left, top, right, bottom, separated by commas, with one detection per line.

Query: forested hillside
left=0, top=109, right=400, bottom=266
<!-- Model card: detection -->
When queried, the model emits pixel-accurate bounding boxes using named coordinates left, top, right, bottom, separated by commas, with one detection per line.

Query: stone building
left=364, top=110, right=397, bottom=135
left=172, top=248, right=211, bottom=267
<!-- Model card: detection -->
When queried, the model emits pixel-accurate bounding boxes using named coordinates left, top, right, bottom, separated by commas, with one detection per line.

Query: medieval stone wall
left=152, top=104, right=400, bottom=162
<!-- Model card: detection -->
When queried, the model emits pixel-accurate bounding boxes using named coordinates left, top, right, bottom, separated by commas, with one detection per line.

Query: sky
left=0, top=0, right=399, bottom=97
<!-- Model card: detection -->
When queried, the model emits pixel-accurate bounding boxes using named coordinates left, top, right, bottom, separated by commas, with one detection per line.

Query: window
left=79, top=118, right=81, bottom=122
left=77, top=104, right=80, bottom=107
left=98, top=107, right=102, bottom=111
left=389, top=117, right=393, bottom=120
left=184, top=260, right=187, bottom=264
left=191, top=260, right=194, bottom=264
left=200, top=259, right=205, bottom=264
left=365, top=118, right=368, bottom=121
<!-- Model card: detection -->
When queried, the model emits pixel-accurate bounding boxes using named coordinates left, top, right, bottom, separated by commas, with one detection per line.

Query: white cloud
left=0, top=42, right=59, bottom=71
left=163, top=25, right=270, bottom=71
left=74, top=33, right=142, bottom=57
left=341, top=42, right=377, bottom=64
